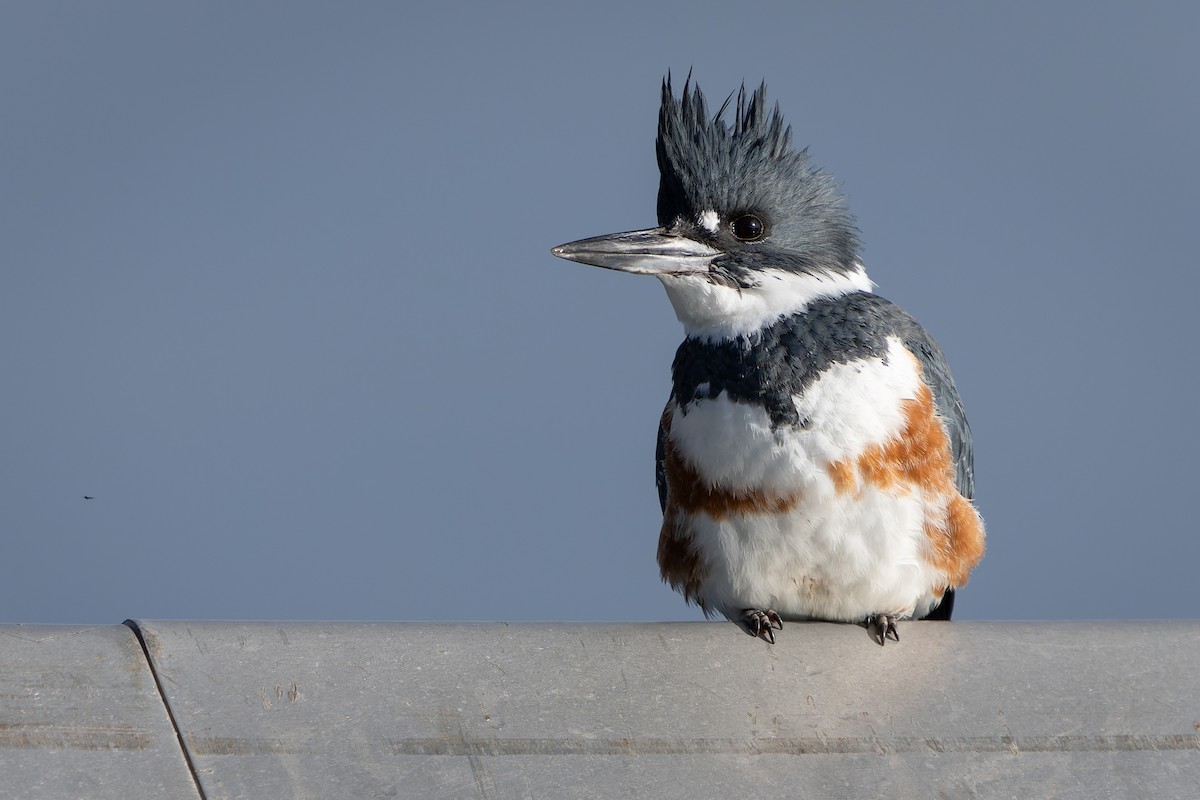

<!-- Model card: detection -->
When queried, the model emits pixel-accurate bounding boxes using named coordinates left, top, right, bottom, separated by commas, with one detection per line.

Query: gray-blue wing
left=902, top=323, right=975, bottom=501
left=656, top=402, right=670, bottom=513
left=901, top=317, right=973, bottom=622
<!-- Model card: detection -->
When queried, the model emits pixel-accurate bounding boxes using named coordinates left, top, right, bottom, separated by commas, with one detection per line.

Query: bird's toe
left=865, top=614, right=900, bottom=646
left=739, top=609, right=783, bottom=644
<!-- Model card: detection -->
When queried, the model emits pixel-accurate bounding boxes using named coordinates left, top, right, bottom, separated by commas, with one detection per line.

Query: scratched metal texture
left=0, top=624, right=200, bottom=799
left=131, top=620, right=1200, bottom=800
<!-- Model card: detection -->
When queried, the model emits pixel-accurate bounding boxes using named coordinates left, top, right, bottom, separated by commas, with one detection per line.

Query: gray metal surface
left=132, top=620, right=1200, bottom=800
left=0, top=625, right=200, bottom=800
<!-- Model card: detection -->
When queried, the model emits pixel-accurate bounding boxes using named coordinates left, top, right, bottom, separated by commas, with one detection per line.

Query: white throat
left=658, top=265, right=874, bottom=341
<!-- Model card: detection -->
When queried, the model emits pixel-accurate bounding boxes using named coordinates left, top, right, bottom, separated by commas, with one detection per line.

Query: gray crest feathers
left=655, top=74, right=860, bottom=274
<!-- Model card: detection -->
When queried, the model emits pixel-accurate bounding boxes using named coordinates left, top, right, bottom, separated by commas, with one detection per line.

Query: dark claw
left=740, top=609, right=783, bottom=644
left=866, top=615, right=900, bottom=646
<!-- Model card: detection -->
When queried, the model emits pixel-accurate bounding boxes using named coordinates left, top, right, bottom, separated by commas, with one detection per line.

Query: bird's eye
left=730, top=214, right=765, bottom=242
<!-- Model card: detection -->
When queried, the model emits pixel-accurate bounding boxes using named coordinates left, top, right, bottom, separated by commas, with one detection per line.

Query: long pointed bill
left=551, top=227, right=719, bottom=275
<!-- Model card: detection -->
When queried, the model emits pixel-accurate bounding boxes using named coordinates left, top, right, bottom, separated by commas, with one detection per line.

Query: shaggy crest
left=656, top=73, right=860, bottom=275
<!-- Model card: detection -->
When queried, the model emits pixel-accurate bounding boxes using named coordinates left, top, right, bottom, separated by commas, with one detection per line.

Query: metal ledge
left=0, top=625, right=200, bottom=799
left=3, top=621, right=1199, bottom=798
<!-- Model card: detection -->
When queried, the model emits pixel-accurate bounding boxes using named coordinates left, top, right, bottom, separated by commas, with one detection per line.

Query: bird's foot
left=865, top=614, right=900, bottom=646
left=740, top=609, right=783, bottom=644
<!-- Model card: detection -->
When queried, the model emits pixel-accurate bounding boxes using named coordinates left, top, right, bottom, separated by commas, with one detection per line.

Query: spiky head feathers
left=656, top=76, right=860, bottom=276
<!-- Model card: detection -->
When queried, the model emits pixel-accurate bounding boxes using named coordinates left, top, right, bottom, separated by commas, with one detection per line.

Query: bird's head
left=553, top=75, right=870, bottom=340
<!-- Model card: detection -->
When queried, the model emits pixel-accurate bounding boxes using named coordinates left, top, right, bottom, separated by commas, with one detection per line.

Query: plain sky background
left=3, top=3, right=1197, bottom=625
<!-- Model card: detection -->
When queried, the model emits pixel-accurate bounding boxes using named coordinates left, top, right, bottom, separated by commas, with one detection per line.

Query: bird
left=551, top=75, right=985, bottom=646
left=83, top=496, right=94, bottom=500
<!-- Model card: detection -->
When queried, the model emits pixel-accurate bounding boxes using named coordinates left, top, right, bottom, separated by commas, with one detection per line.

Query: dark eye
left=730, top=214, right=765, bottom=242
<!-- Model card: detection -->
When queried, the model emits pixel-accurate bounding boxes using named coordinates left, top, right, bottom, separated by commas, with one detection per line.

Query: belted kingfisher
left=552, top=76, right=985, bottom=646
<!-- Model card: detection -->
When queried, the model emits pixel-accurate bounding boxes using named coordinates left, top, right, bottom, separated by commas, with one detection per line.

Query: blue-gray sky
left=4, top=3, right=1197, bottom=624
